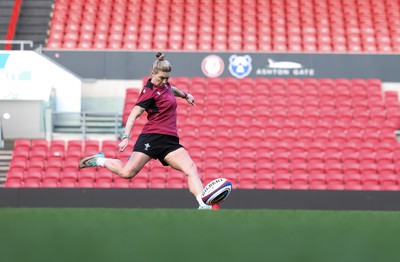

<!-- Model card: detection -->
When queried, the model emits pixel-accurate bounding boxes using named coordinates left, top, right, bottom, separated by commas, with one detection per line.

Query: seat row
left=10, top=131, right=400, bottom=160
left=47, top=0, right=400, bottom=53
left=123, top=77, right=389, bottom=126
left=8, top=153, right=400, bottom=174
left=5, top=170, right=400, bottom=191
left=12, top=139, right=127, bottom=159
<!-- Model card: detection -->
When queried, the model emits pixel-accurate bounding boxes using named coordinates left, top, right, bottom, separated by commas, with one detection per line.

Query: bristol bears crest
left=228, top=55, right=252, bottom=79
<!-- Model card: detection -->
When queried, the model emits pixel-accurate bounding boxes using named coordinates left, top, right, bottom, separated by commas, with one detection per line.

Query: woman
left=79, top=52, right=211, bottom=209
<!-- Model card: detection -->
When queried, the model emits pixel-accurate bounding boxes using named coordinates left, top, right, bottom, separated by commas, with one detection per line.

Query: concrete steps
left=13, top=0, right=53, bottom=49
left=0, top=150, right=12, bottom=187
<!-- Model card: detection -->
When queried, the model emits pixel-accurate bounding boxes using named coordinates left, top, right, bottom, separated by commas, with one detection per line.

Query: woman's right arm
left=118, top=105, right=145, bottom=151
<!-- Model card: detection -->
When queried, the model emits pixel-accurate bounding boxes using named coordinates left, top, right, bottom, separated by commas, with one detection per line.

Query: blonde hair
left=152, top=52, right=172, bottom=73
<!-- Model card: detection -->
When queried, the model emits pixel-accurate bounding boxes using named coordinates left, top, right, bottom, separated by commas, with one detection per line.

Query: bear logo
left=228, top=55, right=252, bottom=79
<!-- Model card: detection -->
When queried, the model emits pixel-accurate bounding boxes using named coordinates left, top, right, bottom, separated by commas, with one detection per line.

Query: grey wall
left=44, top=50, right=400, bottom=81
left=0, top=100, right=48, bottom=139
left=2, top=188, right=400, bottom=210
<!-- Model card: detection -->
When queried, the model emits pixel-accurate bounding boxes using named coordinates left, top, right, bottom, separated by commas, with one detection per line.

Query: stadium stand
left=4, top=77, right=400, bottom=190
left=3, top=0, right=400, bottom=194
left=46, top=0, right=400, bottom=53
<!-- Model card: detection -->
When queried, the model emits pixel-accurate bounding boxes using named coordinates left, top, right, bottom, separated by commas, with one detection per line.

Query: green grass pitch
left=0, top=208, right=400, bottom=262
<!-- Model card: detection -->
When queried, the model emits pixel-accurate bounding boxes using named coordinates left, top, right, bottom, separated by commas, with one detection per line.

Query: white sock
left=196, top=194, right=207, bottom=206
left=96, top=157, right=106, bottom=167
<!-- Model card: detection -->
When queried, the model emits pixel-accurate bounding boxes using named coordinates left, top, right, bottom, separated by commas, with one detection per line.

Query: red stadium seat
left=237, top=174, right=255, bottom=189
left=362, top=173, right=380, bottom=187
left=14, top=139, right=31, bottom=151
left=49, top=140, right=66, bottom=158
left=148, top=173, right=166, bottom=188
left=43, top=169, right=60, bottom=181
left=78, top=169, right=96, bottom=182
left=95, top=179, right=113, bottom=188
left=360, top=160, right=378, bottom=174
left=345, top=183, right=363, bottom=190
left=291, top=173, right=309, bottom=190
left=327, top=182, right=345, bottom=190
left=255, top=161, right=273, bottom=175
left=24, top=177, right=41, bottom=188
left=291, top=162, right=307, bottom=176
left=255, top=174, right=273, bottom=189
left=111, top=177, right=131, bottom=188
left=46, top=156, right=63, bottom=170
left=31, top=139, right=48, bottom=150
left=101, top=140, right=119, bottom=158
left=166, top=170, right=185, bottom=189
left=237, top=162, right=255, bottom=175
left=59, top=179, right=76, bottom=188
left=25, top=169, right=42, bottom=181
left=4, top=177, right=23, bottom=188
left=377, top=163, right=397, bottom=180
left=309, top=173, right=326, bottom=187
left=60, top=170, right=78, bottom=183
left=28, top=156, right=46, bottom=172
left=273, top=178, right=291, bottom=190
left=292, top=182, right=309, bottom=190
left=12, top=148, right=30, bottom=160
left=42, top=178, right=59, bottom=188
left=96, top=168, right=114, bottom=182
left=220, top=159, right=238, bottom=173
left=380, top=184, right=399, bottom=191
left=63, top=155, right=80, bottom=170
left=9, top=159, right=27, bottom=172
left=83, top=140, right=100, bottom=155
left=67, top=140, right=83, bottom=157
left=221, top=173, right=237, bottom=189
left=202, top=173, right=219, bottom=186
left=76, top=179, right=95, bottom=188
left=6, top=169, right=25, bottom=181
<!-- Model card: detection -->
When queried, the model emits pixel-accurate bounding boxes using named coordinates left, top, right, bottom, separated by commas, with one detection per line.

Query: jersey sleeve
left=136, top=87, right=155, bottom=110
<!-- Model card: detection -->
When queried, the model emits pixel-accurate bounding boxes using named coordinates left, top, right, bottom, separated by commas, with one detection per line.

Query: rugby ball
left=201, top=178, right=232, bottom=205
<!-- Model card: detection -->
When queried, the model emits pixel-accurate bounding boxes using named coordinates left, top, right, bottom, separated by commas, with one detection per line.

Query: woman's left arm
left=171, top=86, right=196, bottom=106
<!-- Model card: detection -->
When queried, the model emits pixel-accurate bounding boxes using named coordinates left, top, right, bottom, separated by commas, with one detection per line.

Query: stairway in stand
left=12, top=0, right=53, bottom=49
left=0, top=0, right=14, bottom=43
left=0, top=141, right=14, bottom=187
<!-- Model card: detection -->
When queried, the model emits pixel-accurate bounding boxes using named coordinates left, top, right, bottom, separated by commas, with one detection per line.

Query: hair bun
left=156, top=52, right=166, bottom=61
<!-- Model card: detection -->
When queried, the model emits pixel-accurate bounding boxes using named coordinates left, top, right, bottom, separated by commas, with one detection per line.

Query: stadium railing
left=0, top=40, right=34, bottom=51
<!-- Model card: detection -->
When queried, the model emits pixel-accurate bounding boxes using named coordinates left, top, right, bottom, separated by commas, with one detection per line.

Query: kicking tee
left=135, top=79, right=179, bottom=137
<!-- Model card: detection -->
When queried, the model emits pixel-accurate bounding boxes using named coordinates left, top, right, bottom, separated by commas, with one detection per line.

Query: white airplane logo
left=267, top=59, right=303, bottom=69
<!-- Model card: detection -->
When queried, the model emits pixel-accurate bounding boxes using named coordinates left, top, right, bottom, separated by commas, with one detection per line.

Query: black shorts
left=133, top=133, right=183, bottom=166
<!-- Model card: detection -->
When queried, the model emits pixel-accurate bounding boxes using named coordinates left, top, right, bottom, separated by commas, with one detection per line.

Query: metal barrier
left=0, top=40, right=34, bottom=50
left=52, top=111, right=123, bottom=140
left=81, top=111, right=122, bottom=140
